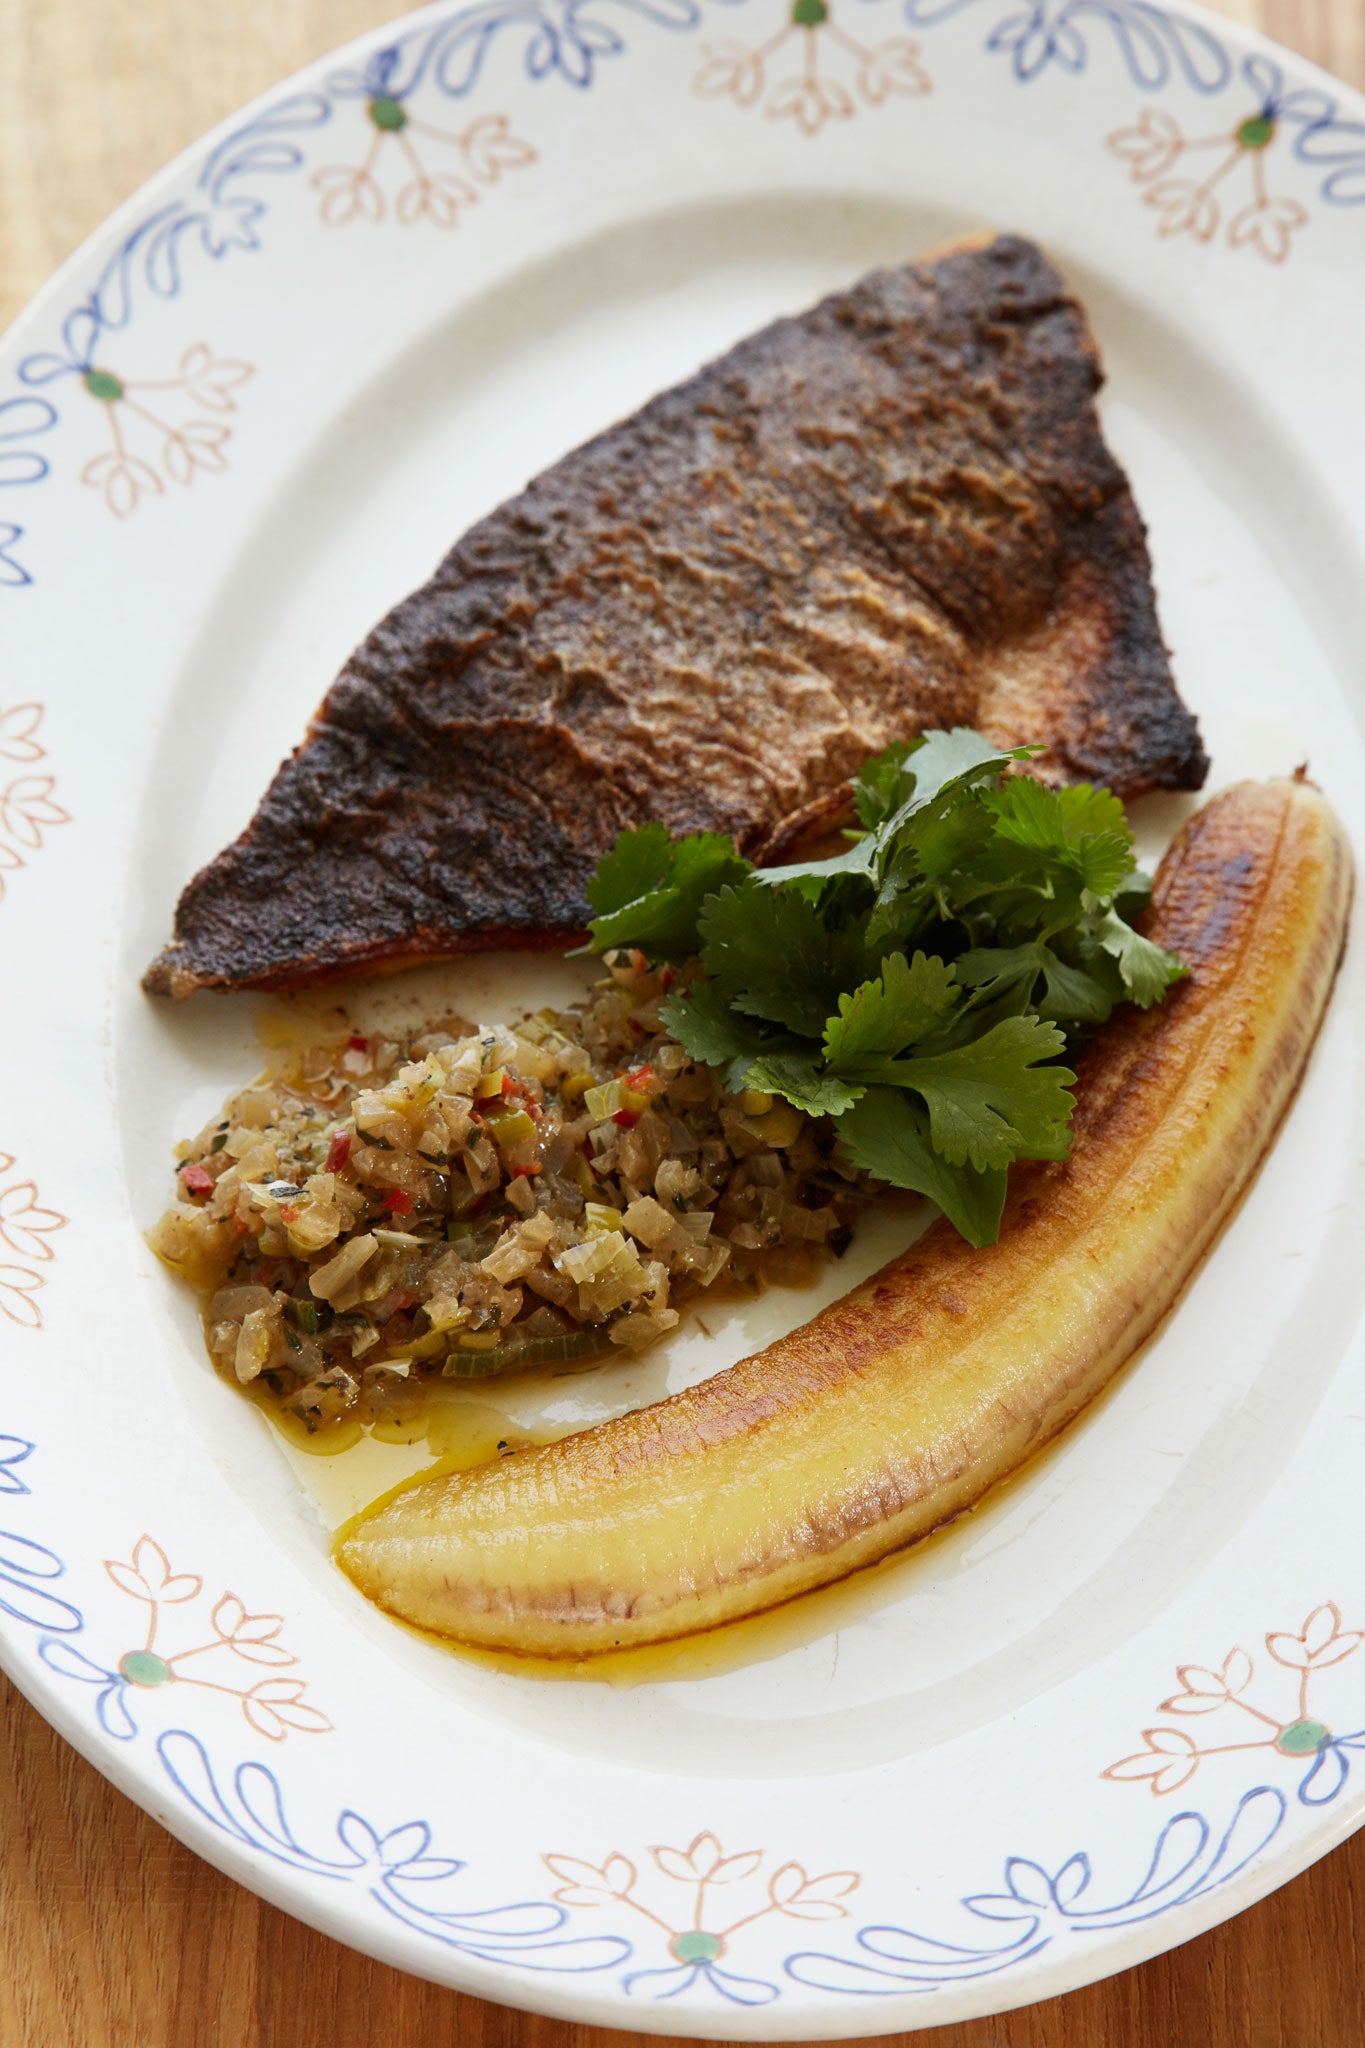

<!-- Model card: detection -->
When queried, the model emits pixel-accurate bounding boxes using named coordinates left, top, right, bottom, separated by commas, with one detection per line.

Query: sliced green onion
left=442, top=1329, right=610, bottom=1378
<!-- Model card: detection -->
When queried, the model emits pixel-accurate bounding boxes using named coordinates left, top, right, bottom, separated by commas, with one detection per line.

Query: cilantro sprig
left=585, top=731, right=1185, bottom=1247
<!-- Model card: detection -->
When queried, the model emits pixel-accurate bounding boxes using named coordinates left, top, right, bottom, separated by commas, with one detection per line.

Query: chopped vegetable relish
left=151, top=954, right=871, bottom=1439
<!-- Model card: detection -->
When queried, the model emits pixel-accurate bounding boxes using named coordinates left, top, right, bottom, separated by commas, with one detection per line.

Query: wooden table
left=4, top=0, right=1365, bottom=2040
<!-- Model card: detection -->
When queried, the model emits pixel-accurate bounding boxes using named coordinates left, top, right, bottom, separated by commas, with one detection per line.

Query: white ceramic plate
left=4, top=0, right=1365, bottom=2032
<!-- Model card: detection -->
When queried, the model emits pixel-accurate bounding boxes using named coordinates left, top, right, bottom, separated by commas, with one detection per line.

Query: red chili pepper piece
left=385, top=1189, right=414, bottom=1216
left=660, top=966, right=675, bottom=991
left=502, top=1077, right=543, bottom=1119
left=626, top=1062, right=655, bottom=1091
left=181, top=1162, right=214, bottom=1197
left=347, top=1035, right=368, bottom=1052
left=325, top=1131, right=352, bottom=1173
left=612, top=1108, right=640, bottom=1128
left=510, top=1164, right=543, bottom=1180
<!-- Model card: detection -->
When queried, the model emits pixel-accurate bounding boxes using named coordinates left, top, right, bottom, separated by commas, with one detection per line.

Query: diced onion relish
left=151, top=957, right=874, bottom=1443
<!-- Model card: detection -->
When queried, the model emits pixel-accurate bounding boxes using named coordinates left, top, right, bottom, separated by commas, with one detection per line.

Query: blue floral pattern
left=17, top=96, right=333, bottom=396
left=0, top=1439, right=631, bottom=1980
left=3, top=0, right=1365, bottom=2008
left=0, top=527, right=29, bottom=590
left=902, top=0, right=1365, bottom=199
left=157, top=1731, right=633, bottom=1971
left=323, top=0, right=701, bottom=106
left=904, top=0, right=1233, bottom=89
left=3, top=0, right=1364, bottom=583
left=785, top=1790, right=1286, bottom=1995
left=0, top=0, right=703, bottom=584
left=0, top=1428, right=1359, bottom=2010
left=0, top=1436, right=34, bottom=1495
left=0, top=400, right=57, bottom=588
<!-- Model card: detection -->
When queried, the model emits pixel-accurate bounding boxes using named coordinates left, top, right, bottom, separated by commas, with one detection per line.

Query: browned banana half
left=337, top=778, right=1352, bottom=1657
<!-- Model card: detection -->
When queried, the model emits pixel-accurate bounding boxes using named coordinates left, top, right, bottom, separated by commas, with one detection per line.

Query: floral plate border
left=0, top=0, right=1362, bottom=932
left=4, top=0, right=1365, bottom=2031
left=4, top=1419, right=1365, bottom=2012
left=1, top=0, right=1363, bottom=590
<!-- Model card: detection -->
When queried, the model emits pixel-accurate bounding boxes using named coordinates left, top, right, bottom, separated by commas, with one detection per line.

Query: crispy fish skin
left=146, top=235, right=1206, bottom=997
left=335, top=779, right=1350, bottom=1656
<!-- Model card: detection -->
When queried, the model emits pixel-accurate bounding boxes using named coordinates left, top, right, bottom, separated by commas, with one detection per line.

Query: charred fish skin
left=335, top=779, right=1350, bottom=1657
left=146, top=235, right=1207, bottom=998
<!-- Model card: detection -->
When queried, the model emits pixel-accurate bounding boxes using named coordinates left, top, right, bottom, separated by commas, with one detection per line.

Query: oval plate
left=3, top=0, right=1365, bottom=2032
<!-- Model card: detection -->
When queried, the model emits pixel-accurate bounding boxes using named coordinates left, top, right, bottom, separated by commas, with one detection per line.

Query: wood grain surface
left=3, top=0, right=1365, bottom=2042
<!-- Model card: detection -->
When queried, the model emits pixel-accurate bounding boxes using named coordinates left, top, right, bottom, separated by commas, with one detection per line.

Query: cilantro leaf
left=661, top=985, right=862, bottom=1110
left=982, top=779, right=1136, bottom=899
left=753, top=834, right=878, bottom=898
left=954, top=943, right=1042, bottom=1001
left=852, top=741, right=917, bottom=831
left=836, top=1090, right=1007, bottom=1248
left=587, top=826, right=748, bottom=958
left=955, top=941, right=1117, bottom=1027
left=580, top=727, right=1184, bottom=1252
left=698, top=881, right=868, bottom=1036
left=890, top=727, right=1025, bottom=812
left=659, top=981, right=773, bottom=1087
left=850, top=728, right=1028, bottom=833
left=586, top=822, right=673, bottom=916
left=1115, top=870, right=1153, bottom=920
left=1033, top=948, right=1119, bottom=1026
left=757, top=730, right=1025, bottom=903
left=823, top=951, right=962, bottom=1069
left=742, top=1052, right=864, bottom=1117
left=866, top=1016, right=1076, bottom=1171
left=901, top=780, right=1000, bottom=883
left=1092, top=909, right=1188, bottom=1008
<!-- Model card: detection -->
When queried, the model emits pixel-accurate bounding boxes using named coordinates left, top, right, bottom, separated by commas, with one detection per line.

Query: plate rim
left=4, top=0, right=1365, bottom=2031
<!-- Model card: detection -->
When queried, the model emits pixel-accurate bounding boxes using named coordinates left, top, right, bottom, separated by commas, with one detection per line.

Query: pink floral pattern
left=1104, top=1603, right=1363, bottom=1797
left=310, top=106, right=535, bottom=228
left=1108, top=106, right=1310, bottom=263
left=544, top=1828, right=859, bottom=1999
left=79, top=345, right=254, bottom=519
left=0, top=703, right=68, bottom=910
left=104, top=1535, right=331, bottom=1742
left=0, top=1147, right=67, bottom=1331
left=696, top=0, right=930, bottom=135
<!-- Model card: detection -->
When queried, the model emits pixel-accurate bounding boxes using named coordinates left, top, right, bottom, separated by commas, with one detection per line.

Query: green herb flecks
left=584, top=730, right=1186, bottom=1248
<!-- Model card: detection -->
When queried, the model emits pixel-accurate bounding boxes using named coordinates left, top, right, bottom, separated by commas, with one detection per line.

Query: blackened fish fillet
left=146, top=234, right=1206, bottom=998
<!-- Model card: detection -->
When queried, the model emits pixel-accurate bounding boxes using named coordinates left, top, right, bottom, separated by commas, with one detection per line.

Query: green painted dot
left=790, top=0, right=829, bottom=23
left=368, top=95, right=408, bottom=131
left=670, top=1931, right=723, bottom=1963
left=119, top=1650, right=171, bottom=1688
left=1276, top=1718, right=1330, bottom=1756
left=83, top=368, right=125, bottom=403
left=1237, top=114, right=1276, bottom=150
